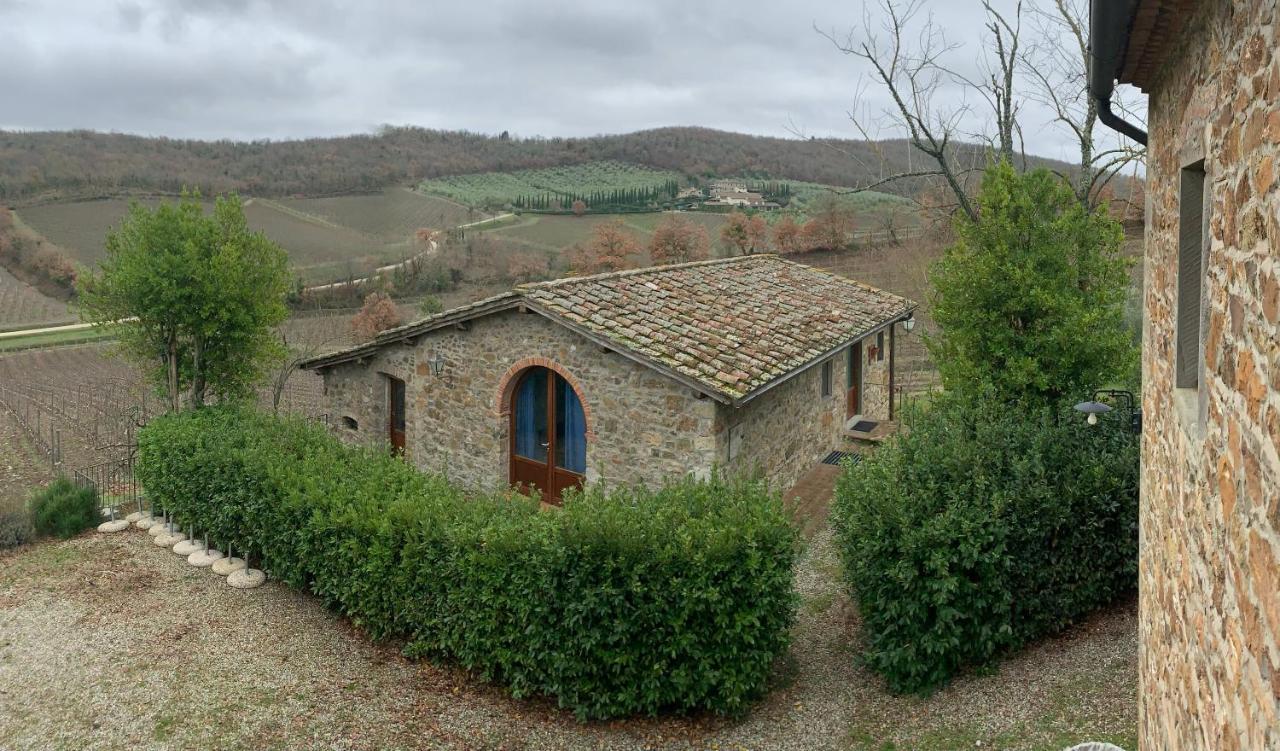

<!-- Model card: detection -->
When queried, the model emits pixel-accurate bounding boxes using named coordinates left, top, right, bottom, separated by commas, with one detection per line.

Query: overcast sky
left=0, top=0, right=1141, bottom=163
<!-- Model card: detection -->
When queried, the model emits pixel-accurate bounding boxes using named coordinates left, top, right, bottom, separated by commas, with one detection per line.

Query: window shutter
left=1175, top=165, right=1206, bottom=389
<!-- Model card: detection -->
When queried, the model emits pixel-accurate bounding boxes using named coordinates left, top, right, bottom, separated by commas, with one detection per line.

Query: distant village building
left=301, top=256, right=915, bottom=503
left=1092, top=1, right=1280, bottom=747
left=698, top=180, right=777, bottom=208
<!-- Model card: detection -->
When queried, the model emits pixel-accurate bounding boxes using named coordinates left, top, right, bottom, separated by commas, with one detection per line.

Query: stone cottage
left=301, top=255, right=916, bottom=503
left=1092, top=1, right=1280, bottom=747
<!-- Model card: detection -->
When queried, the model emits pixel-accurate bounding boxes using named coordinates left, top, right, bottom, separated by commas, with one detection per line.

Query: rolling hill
left=0, top=126, right=1094, bottom=205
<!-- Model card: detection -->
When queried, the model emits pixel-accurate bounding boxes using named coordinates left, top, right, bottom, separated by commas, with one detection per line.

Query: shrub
left=831, top=396, right=1138, bottom=694
left=137, top=407, right=798, bottom=719
left=29, top=477, right=98, bottom=540
left=0, top=507, right=35, bottom=549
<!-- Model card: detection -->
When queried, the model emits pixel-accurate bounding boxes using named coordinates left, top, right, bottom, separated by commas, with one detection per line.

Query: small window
left=876, top=331, right=885, bottom=361
left=341, top=416, right=359, bottom=431
left=821, top=360, right=833, bottom=397
left=1176, top=161, right=1209, bottom=390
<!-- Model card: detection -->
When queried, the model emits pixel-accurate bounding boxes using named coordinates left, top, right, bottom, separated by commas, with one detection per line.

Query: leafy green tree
left=928, top=162, right=1132, bottom=407
left=78, top=193, right=290, bottom=411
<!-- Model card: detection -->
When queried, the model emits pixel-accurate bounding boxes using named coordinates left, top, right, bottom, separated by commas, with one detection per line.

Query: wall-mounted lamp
left=428, top=352, right=446, bottom=377
left=902, top=314, right=916, bottom=333
left=1073, top=389, right=1141, bottom=433
left=1073, top=400, right=1113, bottom=426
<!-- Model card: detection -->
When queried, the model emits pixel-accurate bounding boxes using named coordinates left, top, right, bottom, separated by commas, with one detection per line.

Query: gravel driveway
left=0, top=524, right=1136, bottom=751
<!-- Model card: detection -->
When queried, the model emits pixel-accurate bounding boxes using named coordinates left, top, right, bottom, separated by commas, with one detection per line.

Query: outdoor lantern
left=429, top=352, right=446, bottom=377
left=1074, top=389, right=1141, bottom=434
left=1074, top=400, right=1113, bottom=425
left=903, top=314, right=916, bottom=333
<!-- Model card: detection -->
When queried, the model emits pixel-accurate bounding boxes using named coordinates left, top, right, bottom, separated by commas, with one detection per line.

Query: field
left=0, top=266, right=73, bottom=330
left=274, top=188, right=483, bottom=241
left=14, top=193, right=471, bottom=283
left=418, top=160, right=683, bottom=209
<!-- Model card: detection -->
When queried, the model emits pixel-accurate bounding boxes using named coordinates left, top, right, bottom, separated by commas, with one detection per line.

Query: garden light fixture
left=902, top=314, right=916, bottom=333
left=1074, top=390, right=1141, bottom=434
left=1074, top=401, right=1112, bottom=425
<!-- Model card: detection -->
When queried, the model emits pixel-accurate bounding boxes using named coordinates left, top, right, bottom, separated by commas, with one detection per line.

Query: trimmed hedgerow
left=831, top=396, right=1138, bottom=694
left=30, top=476, right=98, bottom=540
left=136, top=407, right=798, bottom=719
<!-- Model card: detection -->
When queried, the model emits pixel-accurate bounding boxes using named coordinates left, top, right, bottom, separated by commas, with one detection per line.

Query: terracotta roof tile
left=518, top=255, right=915, bottom=401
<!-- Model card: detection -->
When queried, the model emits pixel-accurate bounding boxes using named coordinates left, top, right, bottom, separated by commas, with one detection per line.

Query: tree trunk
left=189, top=335, right=206, bottom=407
left=166, top=331, right=180, bottom=413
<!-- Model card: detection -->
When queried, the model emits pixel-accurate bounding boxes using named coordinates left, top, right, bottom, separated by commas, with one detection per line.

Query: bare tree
left=1024, top=0, right=1146, bottom=209
left=813, top=0, right=1030, bottom=223
left=813, top=0, right=1145, bottom=222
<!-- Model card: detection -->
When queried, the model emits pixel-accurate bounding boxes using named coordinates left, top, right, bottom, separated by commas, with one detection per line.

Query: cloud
left=0, top=0, right=1143, bottom=164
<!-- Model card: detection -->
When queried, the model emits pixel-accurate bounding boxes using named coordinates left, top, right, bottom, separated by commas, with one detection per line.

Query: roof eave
left=728, top=305, right=918, bottom=408
left=517, top=299, right=738, bottom=405
left=298, top=294, right=520, bottom=371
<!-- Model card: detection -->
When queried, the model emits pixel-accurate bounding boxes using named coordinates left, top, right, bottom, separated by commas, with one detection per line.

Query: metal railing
left=71, top=456, right=144, bottom=514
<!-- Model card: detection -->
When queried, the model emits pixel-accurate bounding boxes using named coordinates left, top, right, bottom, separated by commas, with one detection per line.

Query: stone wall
left=318, top=310, right=902, bottom=497
left=1140, top=1, right=1280, bottom=748
left=320, top=308, right=717, bottom=492
left=717, top=328, right=895, bottom=491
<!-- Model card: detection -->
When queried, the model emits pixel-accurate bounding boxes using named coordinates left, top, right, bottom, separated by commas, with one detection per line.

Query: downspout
left=1088, top=0, right=1148, bottom=146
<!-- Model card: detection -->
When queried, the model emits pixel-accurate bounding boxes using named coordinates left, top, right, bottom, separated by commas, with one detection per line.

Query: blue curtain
left=558, top=377, right=587, bottom=474
left=514, top=371, right=544, bottom=460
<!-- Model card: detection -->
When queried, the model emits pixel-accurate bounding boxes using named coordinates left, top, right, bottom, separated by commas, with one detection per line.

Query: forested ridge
left=0, top=126, right=1086, bottom=204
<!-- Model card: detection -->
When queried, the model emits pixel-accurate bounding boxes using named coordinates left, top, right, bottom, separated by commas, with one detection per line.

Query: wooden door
left=388, top=376, right=406, bottom=456
left=846, top=341, right=862, bottom=419
left=510, top=367, right=585, bottom=505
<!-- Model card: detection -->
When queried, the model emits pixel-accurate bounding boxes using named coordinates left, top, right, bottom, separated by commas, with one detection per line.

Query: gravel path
left=0, top=525, right=1136, bottom=751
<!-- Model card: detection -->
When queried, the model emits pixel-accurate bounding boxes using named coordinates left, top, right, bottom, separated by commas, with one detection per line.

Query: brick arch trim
left=494, top=356, right=596, bottom=440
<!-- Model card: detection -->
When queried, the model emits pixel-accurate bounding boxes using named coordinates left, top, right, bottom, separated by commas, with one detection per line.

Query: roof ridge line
left=516, top=254, right=774, bottom=290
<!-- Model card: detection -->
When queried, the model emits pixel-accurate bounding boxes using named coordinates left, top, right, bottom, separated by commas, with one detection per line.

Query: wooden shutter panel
left=1175, top=165, right=1206, bottom=390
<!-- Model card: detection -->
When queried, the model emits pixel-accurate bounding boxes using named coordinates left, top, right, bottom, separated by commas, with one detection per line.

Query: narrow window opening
left=821, top=360, right=833, bottom=397
left=1176, top=161, right=1208, bottom=390
left=876, top=331, right=885, bottom=361
left=341, top=416, right=358, bottom=431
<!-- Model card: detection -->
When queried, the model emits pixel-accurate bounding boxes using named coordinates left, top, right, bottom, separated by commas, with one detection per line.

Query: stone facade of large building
left=1098, top=1, right=1280, bottom=747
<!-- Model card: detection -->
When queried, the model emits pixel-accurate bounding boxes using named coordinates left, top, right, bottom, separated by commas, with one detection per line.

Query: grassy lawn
left=0, top=522, right=1136, bottom=750
left=0, top=326, right=114, bottom=352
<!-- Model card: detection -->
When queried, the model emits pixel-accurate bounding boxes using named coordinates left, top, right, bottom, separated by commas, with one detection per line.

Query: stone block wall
left=320, top=309, right=717, bottom=492
left=318, top=310, right=902, bottom=498
left=1140, top=1, right=1280, bottom=747
left=717, top=328, right=894, bottom=491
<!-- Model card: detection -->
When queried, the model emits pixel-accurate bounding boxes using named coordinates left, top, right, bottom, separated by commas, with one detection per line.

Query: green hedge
left=136, top=407, right=798, bottom=719
left=831, top=396, right=1138, bottom=694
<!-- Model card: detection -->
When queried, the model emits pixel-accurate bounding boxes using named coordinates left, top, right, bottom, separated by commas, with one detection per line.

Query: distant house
left=1091, top=0, right=1280, bottom=747
left=301, top=256, right=915, bottom=502
left=705, top=182, right=778, bottom=209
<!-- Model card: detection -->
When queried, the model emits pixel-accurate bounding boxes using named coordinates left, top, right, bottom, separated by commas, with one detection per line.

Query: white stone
left=172, top=539, right=204, bottom=556
left=147, top=523, right=169, bottom=537
left=155, top=532, right=186, bottom=547
left=135, top=516, right=156, bottom=530
left=188, top=549, right=224, bottom=567
left=97, top=519, right=130, bottom=533
left=211, top=557, right=247, bottom=576
left=125, top=511, right=146, bottom=523
left=227, top=568, right=266, bottom=589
